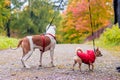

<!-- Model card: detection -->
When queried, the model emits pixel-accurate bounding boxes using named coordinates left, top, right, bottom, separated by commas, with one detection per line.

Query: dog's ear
left=96, top=47, right=99, bottom=51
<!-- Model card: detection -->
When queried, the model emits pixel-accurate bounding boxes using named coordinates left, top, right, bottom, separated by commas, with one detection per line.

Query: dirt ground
left=0, top=44, right=120, bottom=80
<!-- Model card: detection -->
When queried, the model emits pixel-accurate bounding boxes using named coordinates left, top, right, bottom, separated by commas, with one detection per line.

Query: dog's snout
left=100, top=54, right=103, bottom=56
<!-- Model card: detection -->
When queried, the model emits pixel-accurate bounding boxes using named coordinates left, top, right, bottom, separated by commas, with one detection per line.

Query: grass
left=0, top=35, right=119, bottom=52
left=0, top=36, right=19, bottom=50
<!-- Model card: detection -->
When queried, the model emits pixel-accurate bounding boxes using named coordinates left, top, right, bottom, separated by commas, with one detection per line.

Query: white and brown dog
left=73, top=47, right=102, bottom=71
left=11, top=24, right=56, bottom=68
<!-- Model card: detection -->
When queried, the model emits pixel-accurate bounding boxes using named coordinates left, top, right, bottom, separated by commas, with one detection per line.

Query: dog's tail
left=10, top=39, right=23, bottom=50
left=75, top=47, right=83, bottom=54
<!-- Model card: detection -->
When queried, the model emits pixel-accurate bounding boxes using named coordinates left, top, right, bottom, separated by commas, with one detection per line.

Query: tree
left=0, top=0, right=10, bottom=36
left=11, top=0, right=27, bottom=18
left=10, top=0, right=61, bottom=37
left=58, top=0, right=113, bottom=43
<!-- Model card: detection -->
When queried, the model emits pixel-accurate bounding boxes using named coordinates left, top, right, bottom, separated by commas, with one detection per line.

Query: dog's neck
left=94, top=52, right=97, bottom=57
left=46, top=28, right=55, bottom=37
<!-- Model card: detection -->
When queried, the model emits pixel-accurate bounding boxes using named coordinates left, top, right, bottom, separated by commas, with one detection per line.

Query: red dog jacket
left=77, top=50, right=95, bottom=64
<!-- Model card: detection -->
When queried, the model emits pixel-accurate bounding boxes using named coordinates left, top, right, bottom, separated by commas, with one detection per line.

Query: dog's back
left=77, top=50, right=95, bottom=64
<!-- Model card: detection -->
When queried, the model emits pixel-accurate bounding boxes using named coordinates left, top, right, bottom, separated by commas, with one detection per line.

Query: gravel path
left=0, top=44, right=120, bottom=80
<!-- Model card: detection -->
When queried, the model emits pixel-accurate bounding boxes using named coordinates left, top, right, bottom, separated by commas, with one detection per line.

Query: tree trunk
left=6, top=19, right=10, bottom=37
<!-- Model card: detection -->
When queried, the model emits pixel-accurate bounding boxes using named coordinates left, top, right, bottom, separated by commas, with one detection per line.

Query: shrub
left=0, top=36, right=18, bottom=50
left=99, top=25, right=120, bottom=47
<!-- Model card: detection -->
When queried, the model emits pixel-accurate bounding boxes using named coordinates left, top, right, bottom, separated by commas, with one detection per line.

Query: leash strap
left=88, top=0, right=96, bottom=51
left=46, top=0, right=64, bottom=32
left=41, top=35, right=46, bottom=52
left=40, top=33, right=56, bottom=52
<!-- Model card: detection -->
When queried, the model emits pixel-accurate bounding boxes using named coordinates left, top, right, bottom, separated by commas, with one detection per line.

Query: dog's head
left=95, top=48, right=103, bottom=57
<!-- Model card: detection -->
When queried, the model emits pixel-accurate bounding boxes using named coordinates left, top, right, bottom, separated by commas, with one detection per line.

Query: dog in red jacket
left=73, top=47, right=102, bottom=71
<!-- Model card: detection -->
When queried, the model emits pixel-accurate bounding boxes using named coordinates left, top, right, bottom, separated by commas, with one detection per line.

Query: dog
left=10, top=24, right=56, bottom=68
left=72, top=47, right=102, bottom=71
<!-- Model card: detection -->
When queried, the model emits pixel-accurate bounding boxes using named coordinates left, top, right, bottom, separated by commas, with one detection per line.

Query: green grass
left=0, top=36, right=19, bottom=50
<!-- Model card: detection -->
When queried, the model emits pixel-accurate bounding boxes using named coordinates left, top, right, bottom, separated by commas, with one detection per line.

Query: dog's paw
left=51, top=64, right=55, bottom=67
left=39, top=65, right=42, bottom=67
left=37, top=66, right=43, bottom=70
left=89, top=69, right=93, bottom=72
left=49, top=63, right=55, bottom=67
left=72, top=68, right=74, bottom=71
left=25, top=65, right=31, bottom=69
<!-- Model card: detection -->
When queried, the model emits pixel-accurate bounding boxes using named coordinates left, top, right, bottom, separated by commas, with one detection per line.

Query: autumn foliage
left=4, top=0, right=11, bottom=7
left=57, top=0, right=113, bottom=43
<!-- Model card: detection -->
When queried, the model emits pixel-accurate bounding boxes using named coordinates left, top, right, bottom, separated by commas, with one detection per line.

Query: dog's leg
left=88, top=63, right=94, bottom=71
left=50, top=49, right=55, bottom=67
left=72, top=60, right=77, bottom=71
left=21, top=50, right=33, bottom=68
left=88, top=64, right=91, bottom=71
left=73, top=56, right=82, bottom=71
left=78, top=62, right=82, bottom=71
left=78, top=58, right=82, bottom=72
left=91, top=63, right=94, bottom=71
left=39, top=51, right=43, bottom=67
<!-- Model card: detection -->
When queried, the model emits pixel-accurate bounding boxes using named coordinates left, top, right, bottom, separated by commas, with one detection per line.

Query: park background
left=0, top=0, right=120, bottom=50
left=1, top=0, right=120, bottom=79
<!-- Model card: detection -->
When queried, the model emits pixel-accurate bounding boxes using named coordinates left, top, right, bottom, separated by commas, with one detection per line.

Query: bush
left=99, top=25, right=120, bottom=47
left=0, top=36, right=18, bottom=50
